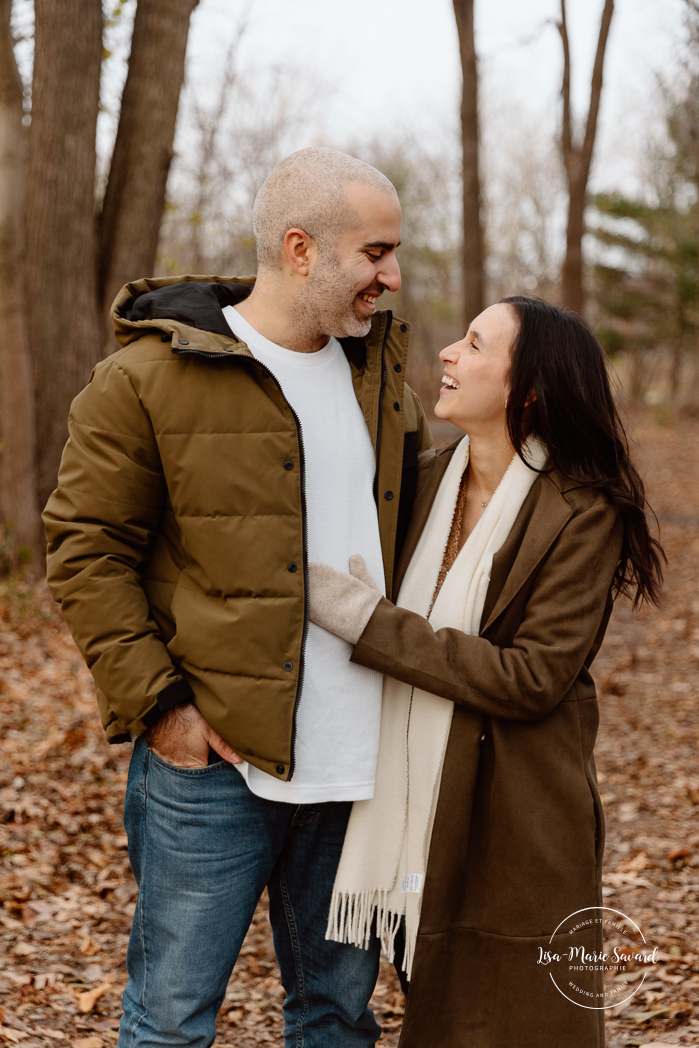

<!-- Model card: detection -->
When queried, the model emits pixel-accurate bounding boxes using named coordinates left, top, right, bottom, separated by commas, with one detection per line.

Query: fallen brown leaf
left=74, top=977, right=116, bottom=1014
left=619, top=851, right=649, bottom=872
left=0, top=1027, right=28, bottom=1044
left=666, top=998, right=694, bottom=1020
left=71, top=1039, right=103, bottom=1048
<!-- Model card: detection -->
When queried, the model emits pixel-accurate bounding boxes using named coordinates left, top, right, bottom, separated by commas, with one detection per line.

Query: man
left=44, top=147, right=431, bottom=1047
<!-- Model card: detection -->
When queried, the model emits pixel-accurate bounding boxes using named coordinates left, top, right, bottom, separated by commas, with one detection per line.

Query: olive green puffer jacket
left=43, top=275, right=431, bottom=781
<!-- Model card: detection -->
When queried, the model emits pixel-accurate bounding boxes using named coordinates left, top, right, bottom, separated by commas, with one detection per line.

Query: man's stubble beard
left=290, top=252, right=372, bottom=342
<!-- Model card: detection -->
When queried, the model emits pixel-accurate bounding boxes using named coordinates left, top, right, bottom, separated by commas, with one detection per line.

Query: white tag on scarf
left=400, top=873, right=424, bottom=894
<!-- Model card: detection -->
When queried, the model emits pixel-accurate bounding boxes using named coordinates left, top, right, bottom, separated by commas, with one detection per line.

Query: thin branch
left=580, top=0, right=615, bottom=172
left=557, top=0, right=572, bottom=160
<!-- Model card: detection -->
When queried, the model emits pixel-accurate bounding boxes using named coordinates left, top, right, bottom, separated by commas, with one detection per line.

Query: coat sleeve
left=43, top=358, right=193, bottom=735
left=350, top=496, right=622, bottom=721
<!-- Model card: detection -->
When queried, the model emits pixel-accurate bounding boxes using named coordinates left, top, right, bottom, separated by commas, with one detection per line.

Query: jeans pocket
left=149, top=751, right=229, bottom=776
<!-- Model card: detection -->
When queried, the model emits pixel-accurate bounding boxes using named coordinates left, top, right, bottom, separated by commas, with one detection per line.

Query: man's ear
left=284, top=228, right=316, bottom=276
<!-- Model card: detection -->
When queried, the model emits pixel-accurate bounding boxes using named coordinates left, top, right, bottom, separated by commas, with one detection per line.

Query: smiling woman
left=307, top=295, right=665, bottom=1047
left=435, top=302, right=519, bottom=537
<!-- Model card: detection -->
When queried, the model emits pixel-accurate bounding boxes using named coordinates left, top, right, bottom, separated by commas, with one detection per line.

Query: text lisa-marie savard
left=537, top=947, right=659, bottom=967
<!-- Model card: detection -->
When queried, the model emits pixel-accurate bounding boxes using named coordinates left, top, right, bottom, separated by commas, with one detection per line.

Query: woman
left=307, top=296, right=664, bottom=1048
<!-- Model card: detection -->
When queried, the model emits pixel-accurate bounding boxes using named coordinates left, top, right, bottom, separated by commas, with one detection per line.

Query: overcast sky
left=180, top=0, right=686, bottom=193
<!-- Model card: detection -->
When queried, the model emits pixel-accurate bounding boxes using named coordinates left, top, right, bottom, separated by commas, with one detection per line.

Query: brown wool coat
left=351, top=442, right=624, bottom=1048
left=43, top=275, right=431, bottom=780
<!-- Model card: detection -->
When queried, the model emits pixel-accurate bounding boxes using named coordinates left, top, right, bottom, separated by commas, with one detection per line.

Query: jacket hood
left=126, top=278, right=253, bottom=337
left=111, top=274, right=257, bottom=350
left=110, top=274, right=395, bottom=368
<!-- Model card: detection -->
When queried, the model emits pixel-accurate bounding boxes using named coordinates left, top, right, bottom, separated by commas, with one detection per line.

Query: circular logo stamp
left=537, top=906, right=659, bottom=1010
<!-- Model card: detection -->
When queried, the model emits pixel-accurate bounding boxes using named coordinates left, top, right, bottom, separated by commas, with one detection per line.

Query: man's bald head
left=252, top=147, right=398, bottom=269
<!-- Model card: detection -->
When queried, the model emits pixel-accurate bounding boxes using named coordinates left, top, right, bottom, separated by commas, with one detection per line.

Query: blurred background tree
left=0, top=0, right=200, bottom=558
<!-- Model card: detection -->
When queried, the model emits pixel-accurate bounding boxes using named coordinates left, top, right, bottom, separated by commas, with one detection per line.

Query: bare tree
left=453, top=0, right=484, bottom=326
left=557, top=0, right=615, bottom=314
left=24, top=0, right=104, bottom=510
left=14, top=0, right=200, bottom=515
left=159, top=55, right=321, bottom=278
left=0, top=0, right=39, bottom=553
left=98, top=0, right=200, bottom=345
left=483, top=99, right=564, bottom=304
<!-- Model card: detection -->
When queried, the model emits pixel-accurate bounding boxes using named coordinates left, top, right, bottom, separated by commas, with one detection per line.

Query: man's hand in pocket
left=144, top=702, right=242, bottom=768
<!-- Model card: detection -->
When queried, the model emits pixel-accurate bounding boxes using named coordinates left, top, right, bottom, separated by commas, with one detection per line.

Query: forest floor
left=0, top=410, right=698, bottom=1048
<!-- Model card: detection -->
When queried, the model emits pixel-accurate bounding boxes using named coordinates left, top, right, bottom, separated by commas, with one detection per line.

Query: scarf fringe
left=325, top=890, right=410, bottom=973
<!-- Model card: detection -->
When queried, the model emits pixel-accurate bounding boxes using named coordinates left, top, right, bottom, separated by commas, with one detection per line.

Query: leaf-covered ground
left=0, top=411, right=697, bottom=1047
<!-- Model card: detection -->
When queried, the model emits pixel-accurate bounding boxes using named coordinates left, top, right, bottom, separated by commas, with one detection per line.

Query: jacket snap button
left=283, top=460, right=294, bottom=470
left=400, top=323, right=407, bottom=332
left=283, top=661, right=293, bottom=671
left=393, top=401, right=400, bottom=411
left=384, top=491, right=394, bottom=501
left=178, top=339, right=189, bottom=346
left=287, top=562, right=298, bottom=573
left=276, top=763, right=285, bottom=774
left=393, top=363, right=402, bottom=372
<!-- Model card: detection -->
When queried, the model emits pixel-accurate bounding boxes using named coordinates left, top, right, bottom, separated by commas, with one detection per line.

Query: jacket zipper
left=372, top=312, right=392, bottom=505
left=172, top=346, right=308, bottom=781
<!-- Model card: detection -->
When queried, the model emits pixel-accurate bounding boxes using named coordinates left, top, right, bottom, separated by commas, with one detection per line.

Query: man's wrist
left=157, top=678, right=195, bottom=711
left=142, top=681, right=194, bottom=738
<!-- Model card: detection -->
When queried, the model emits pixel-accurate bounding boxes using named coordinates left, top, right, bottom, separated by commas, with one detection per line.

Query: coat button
left=384, top=491, right=394, bottom=501
left=178, top=339, right=189, bottom=346
left=400, top=323, right=407, bottom=332
left=283, top=661, right=293, bottom=671
left=287, top=563, right=298, bottom=573
left=393, top=363, right=402, bottom=372
left=393, top=401, right=400, bottom=411
left=276, top=763, right=285, bottom=774
left=284, top=460, right=294, bottom=470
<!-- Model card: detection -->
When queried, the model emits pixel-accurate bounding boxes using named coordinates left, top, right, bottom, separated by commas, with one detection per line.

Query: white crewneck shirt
left=222, top=304, right=385, bottom=804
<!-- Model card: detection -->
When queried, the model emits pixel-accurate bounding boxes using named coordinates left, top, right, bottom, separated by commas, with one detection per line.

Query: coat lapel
left=479, top=471, right=574, bottom=634
left=391, top=443, right=458, bottom=600
left=394, top=451, right=577, bottom=633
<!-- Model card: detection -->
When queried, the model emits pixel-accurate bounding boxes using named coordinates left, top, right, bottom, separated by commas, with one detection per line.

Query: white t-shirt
left=222, top=304, right=385, bottom=804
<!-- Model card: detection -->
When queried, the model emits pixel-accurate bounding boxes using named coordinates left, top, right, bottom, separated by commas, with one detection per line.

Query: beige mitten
left=308, top=557, right=382, bottom=644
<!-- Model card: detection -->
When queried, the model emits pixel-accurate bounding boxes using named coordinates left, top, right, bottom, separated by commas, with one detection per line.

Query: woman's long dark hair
left=501, top=296, right=665, bottom=607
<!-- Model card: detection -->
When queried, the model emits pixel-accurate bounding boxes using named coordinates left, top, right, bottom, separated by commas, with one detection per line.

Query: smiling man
left=43, top=148, right=431, bottom=1048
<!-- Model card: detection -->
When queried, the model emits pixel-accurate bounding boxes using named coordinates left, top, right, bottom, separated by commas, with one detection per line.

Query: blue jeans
left=118, top=738, right=381, bottom=1048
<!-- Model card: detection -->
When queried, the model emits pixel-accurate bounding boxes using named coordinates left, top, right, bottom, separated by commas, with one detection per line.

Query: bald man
left=44, top=148, right=431, bottom=1048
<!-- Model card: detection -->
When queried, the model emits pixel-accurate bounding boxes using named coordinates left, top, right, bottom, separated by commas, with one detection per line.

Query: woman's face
left=434, top=303, right=518, bottom=437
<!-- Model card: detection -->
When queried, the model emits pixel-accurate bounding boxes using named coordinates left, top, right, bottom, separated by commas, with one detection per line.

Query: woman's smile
left=440, top=371, right=460, bottom=392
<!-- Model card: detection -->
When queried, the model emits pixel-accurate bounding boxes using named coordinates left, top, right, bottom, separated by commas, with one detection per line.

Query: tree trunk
left=558, top=0, right=615, bottom=315
left=561, top=164, right=586, bottom=315
left=0, top=0, right=40, bottom=554
left=453, top=0, right=484, bottom=327
left=98, top=0, right=200, bottom=346
left=24, top=0, right=103, bottom=509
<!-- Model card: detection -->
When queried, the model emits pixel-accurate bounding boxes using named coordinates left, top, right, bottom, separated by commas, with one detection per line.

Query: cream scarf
left=325, top=434, right=547, bottom=977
